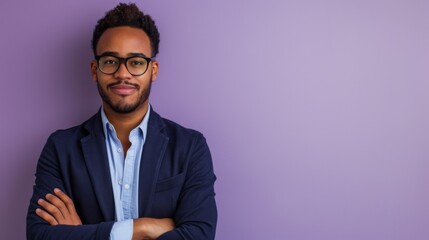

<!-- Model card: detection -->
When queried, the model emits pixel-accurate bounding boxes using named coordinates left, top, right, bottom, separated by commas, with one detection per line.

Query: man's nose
left=114, top=62, right=132, bottom=78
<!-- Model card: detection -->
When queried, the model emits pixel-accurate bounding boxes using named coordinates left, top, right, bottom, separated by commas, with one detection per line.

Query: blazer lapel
left=80, top=112, right=115, bottom=221
left=138, top=109, right=169, bottom=216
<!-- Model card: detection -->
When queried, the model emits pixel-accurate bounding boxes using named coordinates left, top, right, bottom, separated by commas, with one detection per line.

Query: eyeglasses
left=95, top=54, right=152, bottom=76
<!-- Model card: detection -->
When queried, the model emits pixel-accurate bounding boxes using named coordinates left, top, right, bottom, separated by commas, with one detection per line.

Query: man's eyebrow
left=98, top=51, right=118, bottom=56
left=129, top=52, right=150, bottom=58
left=98, top=51, right=150, bottom=58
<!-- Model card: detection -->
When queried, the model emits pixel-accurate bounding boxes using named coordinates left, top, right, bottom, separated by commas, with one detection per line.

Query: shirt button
left=124, top=184, right=130, bottom=189
left=118, top=180, right=122, bottom=185
left=117, top=148, right=122, bottom=153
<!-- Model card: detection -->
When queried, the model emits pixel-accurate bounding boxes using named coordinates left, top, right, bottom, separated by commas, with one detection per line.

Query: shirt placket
left=121, top=130, right=137, bottom=219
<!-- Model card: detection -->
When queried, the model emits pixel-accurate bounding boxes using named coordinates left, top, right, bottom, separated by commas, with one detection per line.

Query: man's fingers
left=53, top=188, right=82, bottom=224
left=37, top=199, right=64, bottom=222
left=38, top=198, right=64, bottom=222
left=45, top=193, right=69, bottom=219
left=37, top=189, right=82, bottom=226
left=35, top=208, right=59, bottom=225
left=54, top=188, right=75, bottom=211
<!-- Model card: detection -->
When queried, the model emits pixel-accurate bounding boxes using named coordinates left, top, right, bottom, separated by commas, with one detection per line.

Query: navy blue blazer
left=27, top=108, right=217, bottom=239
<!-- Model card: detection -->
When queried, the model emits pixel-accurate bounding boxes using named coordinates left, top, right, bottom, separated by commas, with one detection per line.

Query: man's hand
left=36, top=188, right=174, bottom=239
left=36, top=188, right=82, bottom=226
left=133, top=218, right=175, bottom=240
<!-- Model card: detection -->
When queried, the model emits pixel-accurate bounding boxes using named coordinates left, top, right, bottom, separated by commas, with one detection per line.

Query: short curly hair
left=91, top=3, right=160, bottom=57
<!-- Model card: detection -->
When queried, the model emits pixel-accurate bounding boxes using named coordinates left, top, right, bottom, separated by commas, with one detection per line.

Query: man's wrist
left=133, top=218, right=154, bottom=240
left=132, top=218, right=175, bottom=240
left=132, top=218, right=146, bottom=240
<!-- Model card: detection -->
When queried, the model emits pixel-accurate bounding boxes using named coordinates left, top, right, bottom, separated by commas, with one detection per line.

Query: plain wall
left=1, top=0, right=428, bottom=239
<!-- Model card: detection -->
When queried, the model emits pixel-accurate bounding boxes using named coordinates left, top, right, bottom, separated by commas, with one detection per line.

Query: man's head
left=91, top=3, right=160, bottom=58
left=91, top=3, right=160, bottom=114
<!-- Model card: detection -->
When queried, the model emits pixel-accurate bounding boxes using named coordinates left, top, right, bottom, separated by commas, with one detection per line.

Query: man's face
left=91, top=26, right=158, bottom=114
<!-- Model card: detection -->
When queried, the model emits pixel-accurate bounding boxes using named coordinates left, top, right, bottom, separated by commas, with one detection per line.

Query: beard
left=96, top=78, right=152, bottom=114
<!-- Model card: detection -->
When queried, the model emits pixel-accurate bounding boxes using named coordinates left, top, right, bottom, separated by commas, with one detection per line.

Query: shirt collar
left=100, top=104, right=151, bottom=141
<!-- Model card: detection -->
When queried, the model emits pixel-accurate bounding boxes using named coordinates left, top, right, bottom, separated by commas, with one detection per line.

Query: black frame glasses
left=95, top=54, right=152, bottom=76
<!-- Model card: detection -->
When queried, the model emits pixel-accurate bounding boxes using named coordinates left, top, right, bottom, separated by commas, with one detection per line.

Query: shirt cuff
left=110, top=219, right=133, bottom=240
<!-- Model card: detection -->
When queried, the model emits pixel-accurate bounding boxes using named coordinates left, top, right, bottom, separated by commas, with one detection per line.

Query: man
left=26, top=3, right=217, bottom=240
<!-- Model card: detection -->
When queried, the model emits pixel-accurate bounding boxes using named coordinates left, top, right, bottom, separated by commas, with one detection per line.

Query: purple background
left=1, top=0, right=428, bottom=239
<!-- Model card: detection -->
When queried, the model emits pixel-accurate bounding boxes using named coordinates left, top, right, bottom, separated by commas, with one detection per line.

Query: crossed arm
left=36, top=188, right=174, bottom=240
left=28, top=132, right=217, bottom=239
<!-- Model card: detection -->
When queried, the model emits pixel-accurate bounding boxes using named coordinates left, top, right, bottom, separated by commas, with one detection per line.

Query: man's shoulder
left=48, top=112, right=99, bottom=142
left=152, top=110, right=205, bottom=141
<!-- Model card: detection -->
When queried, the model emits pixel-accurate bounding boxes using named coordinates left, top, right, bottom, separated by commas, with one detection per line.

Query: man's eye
left=104, top=60, right=118, bottom=65
left=131, top=60, right=144, bottom=66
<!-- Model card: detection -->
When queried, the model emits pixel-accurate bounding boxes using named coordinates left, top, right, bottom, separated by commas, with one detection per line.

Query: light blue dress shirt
left=101, top=106, right=150, bottom=240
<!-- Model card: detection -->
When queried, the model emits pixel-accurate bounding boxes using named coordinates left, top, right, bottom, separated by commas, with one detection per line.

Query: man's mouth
left=109, top=83, right=138, bottom=96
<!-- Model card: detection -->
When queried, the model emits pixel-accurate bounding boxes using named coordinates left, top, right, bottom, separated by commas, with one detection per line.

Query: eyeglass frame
left=94, top=54, right=153, bottom=76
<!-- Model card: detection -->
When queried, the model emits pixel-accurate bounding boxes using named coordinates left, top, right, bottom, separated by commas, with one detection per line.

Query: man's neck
left=103, top=102, right=149, bottom=140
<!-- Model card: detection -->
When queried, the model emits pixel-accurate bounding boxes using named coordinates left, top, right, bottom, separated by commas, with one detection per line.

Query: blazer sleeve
left=26, top=135, right=115, bottom=240
left=158, top=133, right=217, bottom=240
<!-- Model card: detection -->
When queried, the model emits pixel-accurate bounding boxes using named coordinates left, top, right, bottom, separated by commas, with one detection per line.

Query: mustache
left=106, top=81, right=140, bottom=90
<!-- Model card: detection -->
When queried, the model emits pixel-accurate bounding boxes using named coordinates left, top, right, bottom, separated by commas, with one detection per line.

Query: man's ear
left=150, top=60, right=159, bottom=82
left=90, top=60, right=98, bottom=81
